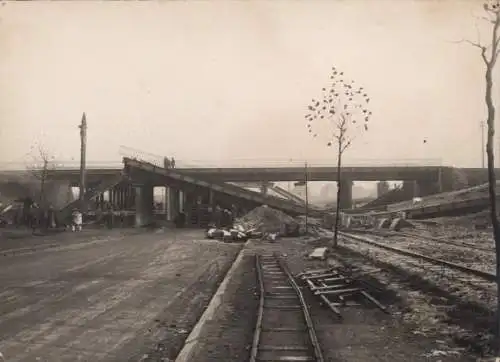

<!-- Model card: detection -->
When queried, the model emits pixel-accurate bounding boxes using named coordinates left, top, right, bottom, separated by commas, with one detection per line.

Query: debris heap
left=235, top=205, right=299, bottom=235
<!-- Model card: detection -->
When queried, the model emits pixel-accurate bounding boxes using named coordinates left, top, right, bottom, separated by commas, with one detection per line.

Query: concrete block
left=309, top=247, right=328, bottom=260
left=389, top=217, right=414, bottom=231
left=377, top=218, right=391, bottom=229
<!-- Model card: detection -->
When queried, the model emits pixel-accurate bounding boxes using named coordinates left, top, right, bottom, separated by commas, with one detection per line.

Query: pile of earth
left=294, top=215, right=327, bottom=235
left=425, top=209, right=494, bottom=229
left=234, top=205, right=299, bottom=236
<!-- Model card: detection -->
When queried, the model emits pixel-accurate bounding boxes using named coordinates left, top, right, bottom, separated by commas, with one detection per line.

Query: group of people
left=163, top=157, right=176, bottom=169
left=13, top=199, right=57, bottom=232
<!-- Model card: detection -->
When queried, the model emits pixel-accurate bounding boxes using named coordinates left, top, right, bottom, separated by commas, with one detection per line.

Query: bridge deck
left=0, top=165, right=449, bottom=182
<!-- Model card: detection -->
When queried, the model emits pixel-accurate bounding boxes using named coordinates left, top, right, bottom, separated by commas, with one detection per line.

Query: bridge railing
left=0, top=158, right=444, bottom=171
left=0, top=144, right=444, bottom=170
left=171, top=158, right=444, bottom=168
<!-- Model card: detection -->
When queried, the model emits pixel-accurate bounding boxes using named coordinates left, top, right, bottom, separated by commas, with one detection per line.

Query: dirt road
left=0, top=229, right=241, bottom=362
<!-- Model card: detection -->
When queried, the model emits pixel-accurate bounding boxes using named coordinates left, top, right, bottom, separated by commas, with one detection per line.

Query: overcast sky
left=1, top=0, right=499, bottom=169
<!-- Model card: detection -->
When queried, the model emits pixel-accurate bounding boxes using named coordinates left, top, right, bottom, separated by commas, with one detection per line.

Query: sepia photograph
left=0, top=0, right=500, bottom=361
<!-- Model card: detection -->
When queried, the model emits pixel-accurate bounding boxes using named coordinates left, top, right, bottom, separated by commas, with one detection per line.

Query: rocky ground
left=337, top=232, right=497, bottom=359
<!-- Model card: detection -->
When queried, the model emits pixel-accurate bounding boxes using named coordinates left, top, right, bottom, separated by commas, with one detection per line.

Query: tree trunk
left=333, top=142, right=343, bottom=247
left=40, top=165, right=47, bottom=208
left=484, top=64, right=500, bottom=354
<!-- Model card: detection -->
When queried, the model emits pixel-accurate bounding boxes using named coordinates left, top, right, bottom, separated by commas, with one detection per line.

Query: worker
left=47, top=205, right=55, bottom=229
left=213, top=205, right=222, bottom=228
left=163, top=157, right=171, bottom=169
left=171, top=157, right=176, bottom=168
left=71, top=208, right=83, bottom=232
left=106, top=202, right=114, bottom=229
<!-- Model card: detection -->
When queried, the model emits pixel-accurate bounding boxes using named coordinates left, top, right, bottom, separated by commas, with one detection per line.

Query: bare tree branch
left=453, top=38, right=487, bottom=50
left=305, top=66, right=371, bottom=247
left=467, top=1, right=500, bottom=353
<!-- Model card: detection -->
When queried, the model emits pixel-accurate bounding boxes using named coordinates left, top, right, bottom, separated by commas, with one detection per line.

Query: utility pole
left=79, top=112, right=87, bottom=212
left=304, top=161, right=309, bottom=234
left=481, top=121, right=485, bottom=168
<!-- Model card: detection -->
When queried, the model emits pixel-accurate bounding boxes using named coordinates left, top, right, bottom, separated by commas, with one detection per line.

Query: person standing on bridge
left=163, top=157, right=171, bottom=169
left=171, top=157, right=176, bottom=168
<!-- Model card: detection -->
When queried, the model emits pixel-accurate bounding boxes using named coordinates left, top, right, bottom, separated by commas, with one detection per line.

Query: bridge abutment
left=167, top=187, right=181, bottom=222
left=338, top=179, right=353, bottom=209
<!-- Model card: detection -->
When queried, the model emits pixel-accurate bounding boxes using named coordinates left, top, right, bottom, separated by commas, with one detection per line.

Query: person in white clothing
left=71, top=209, right=83, bottom=232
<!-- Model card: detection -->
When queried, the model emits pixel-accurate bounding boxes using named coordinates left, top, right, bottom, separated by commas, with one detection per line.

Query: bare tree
left=305, top=67, right=371, bottom=247
left=26, top=143, right=57, bottom=209
left=460, top=0, right=500, bottom=352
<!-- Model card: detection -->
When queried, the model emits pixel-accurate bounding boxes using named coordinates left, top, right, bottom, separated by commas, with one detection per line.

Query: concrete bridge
left=0, top=164, right=449, bottom=210
left=0, top=158, right=497, bottom=217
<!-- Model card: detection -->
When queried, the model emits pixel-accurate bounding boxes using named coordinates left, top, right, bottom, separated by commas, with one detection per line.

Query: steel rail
left=397, top=231, right=493, bottom=253
left=351, top=229, right=493, bottom=254
left=249, top=254, right=266, bottom=362
left=250, top=254, right=325, bottom=362
left=278, top=255, right=324, bottom=361
left=340, top=232, right=496, bottom=282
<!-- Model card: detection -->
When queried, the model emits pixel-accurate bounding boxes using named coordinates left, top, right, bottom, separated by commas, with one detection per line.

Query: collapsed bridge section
left=122, top=157, right=322, bottom=227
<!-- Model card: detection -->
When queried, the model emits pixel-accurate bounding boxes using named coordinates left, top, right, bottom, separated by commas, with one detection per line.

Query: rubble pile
left=206, top=227, right=249, bottom=242
left=235, top=205, right=299, bottom=236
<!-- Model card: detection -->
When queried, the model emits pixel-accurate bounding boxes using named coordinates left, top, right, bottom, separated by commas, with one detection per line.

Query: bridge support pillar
left=127, top=185, right=136, bottom=210
left=167, top=187, right=180, bottom=222
left=376, top=181, right=390, bottom=198
left=134, top=183, right=153, bottom=227
left=416, top=179, right=439, bottom=197
left=184, top=192, right=195, bottom=226
left=402, top=181, right=418, bottom=198
left=109, top=188, right=115, bottom=208
left=338, top=179, right=353, bottom=210
left=116, top=187, right=120, bottom=208
left=120, top=185, right=125, bottom=210
left=208, top=189, right=215, bottom=208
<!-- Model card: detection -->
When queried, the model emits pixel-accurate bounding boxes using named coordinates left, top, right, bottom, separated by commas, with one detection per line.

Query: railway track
left=346, top=228, right=495, bottom=275
left=339, top=231, right=496, bottom=283
left=351, top=229, right=493, bottom=253
left=250, top=253, right=324, bottom=362
left=398, top=230, right=493, bottom=253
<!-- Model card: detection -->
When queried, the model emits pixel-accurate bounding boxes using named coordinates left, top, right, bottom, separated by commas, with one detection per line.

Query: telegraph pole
left=304, top=161, right=309, bottom=234
left=79, top=112, right=87, bottom=211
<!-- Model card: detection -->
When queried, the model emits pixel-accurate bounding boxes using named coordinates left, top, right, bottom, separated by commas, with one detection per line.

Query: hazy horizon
left=1, top=0, right=499, bottom=170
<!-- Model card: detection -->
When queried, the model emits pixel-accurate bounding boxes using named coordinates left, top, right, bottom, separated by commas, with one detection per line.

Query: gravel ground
left=357, top=232, right=495, bottom=274
left=181, top=252, right=258, bottom=362
left=273, top=238, right=473, bottom=362
left=333, top=237, right=495, bottom=358
left=412, top=221, right=495, bottom=248
left=183, top=237, right=477, bottom=361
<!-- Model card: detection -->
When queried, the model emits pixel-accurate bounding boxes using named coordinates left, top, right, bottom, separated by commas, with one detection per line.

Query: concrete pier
left=134, top=183, right=154, bottom=227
